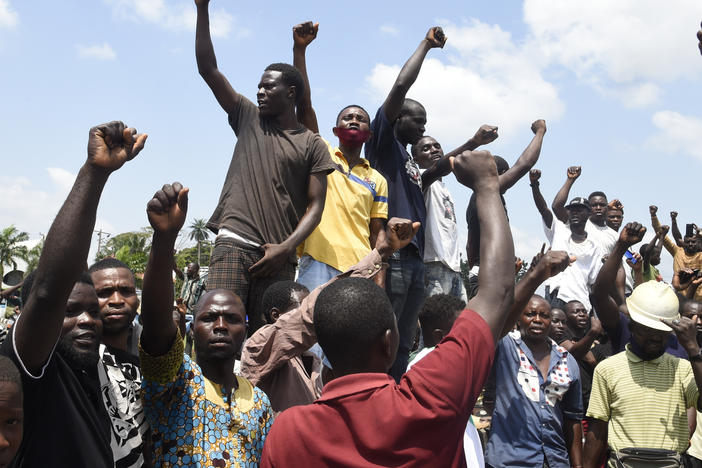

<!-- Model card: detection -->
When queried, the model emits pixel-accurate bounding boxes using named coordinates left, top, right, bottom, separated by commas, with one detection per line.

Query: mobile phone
left=687, top=224, right=695, bottom=238
left=624, top=250, right=637, bottom=264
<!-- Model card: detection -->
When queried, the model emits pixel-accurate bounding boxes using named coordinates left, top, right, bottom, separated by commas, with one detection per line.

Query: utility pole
left=95, top=229, right=111, bottom=257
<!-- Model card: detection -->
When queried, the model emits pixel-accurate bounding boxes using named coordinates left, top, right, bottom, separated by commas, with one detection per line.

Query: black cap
left=566, top=197, right=590, bottom=209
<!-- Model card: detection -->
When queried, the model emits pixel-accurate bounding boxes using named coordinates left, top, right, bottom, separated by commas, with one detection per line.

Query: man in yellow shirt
left=292, top=22, right=388, bottom=289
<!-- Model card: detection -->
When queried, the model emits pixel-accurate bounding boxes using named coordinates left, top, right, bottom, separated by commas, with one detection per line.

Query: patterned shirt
left=486, top=331, right=582, bottom=468
left=140, top=333, right=272, bottom=467
left=98, top=344, right=147, bottom=468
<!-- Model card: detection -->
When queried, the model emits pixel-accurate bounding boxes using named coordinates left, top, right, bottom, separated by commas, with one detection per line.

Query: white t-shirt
left=422, top=176, right=461, bottom=272
left=585, top=219, right=617, bottom=254
left=543, top=219, right=605, bottom=311
left=408, top=347, right=485, bottom=467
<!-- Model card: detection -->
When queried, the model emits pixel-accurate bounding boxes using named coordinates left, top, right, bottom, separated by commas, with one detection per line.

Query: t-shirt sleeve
left=308, top=135, right=335, bottom=175
left=139, top=331, right=184, bottom=385
left=227, top=94, right=258, bottom=136
left=586, top=362, right=611, bottom=421
left=402, top=309, right=495, bottom=416
left=365, top=108, right=399, bottom=171
left=370, top=172, right=389, bottom=219
left=543, top=217, right=558, bottom=245
left=680, top=360, right=700, bottom=410
left=562, top=355, right=583, bottom=420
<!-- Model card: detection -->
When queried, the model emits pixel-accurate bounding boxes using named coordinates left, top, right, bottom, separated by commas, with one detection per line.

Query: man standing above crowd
left=2, top=121, right=148, bottom=467
left=140, top=182, right=272, bottom=466
left=290, top=21, right=389, bottom=289
left=585, top=223, right=702, bottom=467
left=195, top=0, right=334, bottom=333
left=553, top=166, right=617, bottom=254
left=530, top=169, right=604, bottom=312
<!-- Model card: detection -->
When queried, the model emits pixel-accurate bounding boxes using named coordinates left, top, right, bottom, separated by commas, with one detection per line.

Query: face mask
left=334, top=127, right=370, bottom=148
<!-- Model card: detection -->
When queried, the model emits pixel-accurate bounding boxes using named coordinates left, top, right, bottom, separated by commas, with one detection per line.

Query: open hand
left=249, top=243, right=291, bottom=278
left=146, top=182, right=188, bottom=236
left=87, top=121, right=147, bottom=173
left=293, top=21, right=318, bottom=48
left=425, top=27, right=447, bottom=48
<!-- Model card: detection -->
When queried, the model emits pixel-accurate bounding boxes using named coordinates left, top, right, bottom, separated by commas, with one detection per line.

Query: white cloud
left=0, top=0, right=18, bottom=28
left=524, top=0, right=702, bottom=106
left=365, top=19, right=564, bottom=144
left=106, top=0, right=239, bottom=38
left=380, top=24, right=399, bottom=36
left=647, top=110, right=702, bottom=161
left=76, top=43, right=117, bottom=61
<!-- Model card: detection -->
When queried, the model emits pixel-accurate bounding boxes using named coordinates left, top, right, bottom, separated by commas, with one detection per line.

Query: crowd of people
left=1, top=5, right=702, bottom=467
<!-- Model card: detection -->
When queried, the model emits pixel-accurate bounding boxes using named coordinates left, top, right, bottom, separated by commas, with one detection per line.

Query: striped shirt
left=587, top=345, right=698, bottom=455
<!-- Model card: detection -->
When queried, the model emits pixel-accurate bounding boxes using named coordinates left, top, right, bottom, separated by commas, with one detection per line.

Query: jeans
left=386, top=246, right=426, bottom=382
left=297, top=255, right=342, bottom=291
left=424, top=262, right=467, bottom=303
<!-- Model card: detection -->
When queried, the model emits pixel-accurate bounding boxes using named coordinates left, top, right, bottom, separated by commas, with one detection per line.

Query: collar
left=334, top=147, right=370, bottom=169
left=316, top=372, right=394, bottom=403
left=624, top=343, right=664, bottom=365
left=203, top=374, right=255, bottom=412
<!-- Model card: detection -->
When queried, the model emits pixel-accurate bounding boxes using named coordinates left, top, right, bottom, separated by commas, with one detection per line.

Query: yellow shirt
left=587, top=345, right=698, bottom=460
left=298, top=142, right=388, bottom=272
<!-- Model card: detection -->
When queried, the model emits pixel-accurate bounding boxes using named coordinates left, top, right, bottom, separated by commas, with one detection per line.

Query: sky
left=1, top=0, right=702, bottom=283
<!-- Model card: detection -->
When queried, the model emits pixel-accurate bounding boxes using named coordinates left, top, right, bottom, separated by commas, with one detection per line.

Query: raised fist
left=618, top=222, right=646, bottom=247
left=146, top=182, right=189, bottom=236
left=87, top=121, right=147, bottom=173
left=566, top=166, right=581, bottom=180
left=426, top=27, right=447, bottom=48
left=649, top=205, right=658, bottom=216
left=531, top=119, right=546, bottom=134
left=293, top=21, right=318, bottom=48
left=529, top=169, right=541, bottom=184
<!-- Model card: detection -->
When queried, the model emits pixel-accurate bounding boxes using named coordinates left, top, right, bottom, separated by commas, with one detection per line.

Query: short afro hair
left=0, top=355, right=22, bottom=399
left=418, top=294, right=465, bottom=343
left=335, top=104, right=371, bottom=127
left=314, top=277, right=394, bottom=370
left=264, top=63, right=305, bottom=104
left=88, top=257, right=135, bottom=281
left=21, top=270, right=93, bottom=307
left=494, top=156, right=509, bottom=175
left=261, top=281, right=309, bottom=322
left=588, top=191, right=607, bottom=201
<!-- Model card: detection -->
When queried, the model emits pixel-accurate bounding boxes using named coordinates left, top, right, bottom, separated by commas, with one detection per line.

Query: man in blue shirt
left=365, top=26, right=497, bottom=380
left=486, top=294, right=583, bottom=468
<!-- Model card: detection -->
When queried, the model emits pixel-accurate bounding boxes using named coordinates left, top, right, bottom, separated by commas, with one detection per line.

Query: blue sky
left=1, top=0, right=702, bottom=282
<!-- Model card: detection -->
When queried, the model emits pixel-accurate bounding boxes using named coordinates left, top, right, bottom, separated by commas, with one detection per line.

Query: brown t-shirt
left=207, top=94, right=334, bottom=246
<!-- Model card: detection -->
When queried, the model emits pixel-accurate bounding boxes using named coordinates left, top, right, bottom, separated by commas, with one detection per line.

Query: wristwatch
left=689, top=350, right=702, bottom=362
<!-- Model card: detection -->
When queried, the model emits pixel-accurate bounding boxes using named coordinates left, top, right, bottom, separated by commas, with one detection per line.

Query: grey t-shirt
left=207, top=94, right=334, bottom=246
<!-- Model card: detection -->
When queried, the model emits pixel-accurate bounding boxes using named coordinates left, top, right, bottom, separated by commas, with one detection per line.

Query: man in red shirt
left=261, top=149, right=515, bottom=467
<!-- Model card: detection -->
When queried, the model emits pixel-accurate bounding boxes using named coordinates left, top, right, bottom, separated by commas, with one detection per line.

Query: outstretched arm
left=453, top=150, right=515, bottom=342
left=650, top=205, right=677, bottom=256
left=382, top=27, right=446, bottom=122
left=16, top=122, right=146, bottom=374
left=671, top=211, right=684, bottom=247
left=249, top=172, right=327, bottom=278
left=529, top=169, right=553, bottom=228
left=195, top=0, right=240, bottom=115
left=593, top=222, right=646, bottom=332
left=421, top=125, right=499, bottom=188
left=552, top=166, right=581, bottom=224
left=141, top=183, right=189, bottom=356
left=500, top=246, right=573, bottom=337
left=292, top=21, right=319, bottom=133
left=498, top=120, right=546, bottom=193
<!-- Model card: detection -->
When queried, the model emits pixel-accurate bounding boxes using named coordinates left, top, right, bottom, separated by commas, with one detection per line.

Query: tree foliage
left=188, top=219, right=210, bottom=265
left=0, top=226, right=29, bottom=280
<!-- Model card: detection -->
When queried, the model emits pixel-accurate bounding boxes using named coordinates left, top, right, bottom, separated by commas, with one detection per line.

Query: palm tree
left=189, top=219, right=210, bottom=264
left=0, top=226, right=30, bottom=281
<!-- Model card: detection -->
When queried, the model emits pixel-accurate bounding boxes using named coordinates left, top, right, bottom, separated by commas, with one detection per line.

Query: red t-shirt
left=260, top=309, right=495, bottom=467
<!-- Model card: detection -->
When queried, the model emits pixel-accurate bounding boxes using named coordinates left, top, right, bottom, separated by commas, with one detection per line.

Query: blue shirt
left=612, top=311, right=687, bottom=358
left=486, top=333, right=582, bottom=468
left=365, top=108, right=426, bottom=255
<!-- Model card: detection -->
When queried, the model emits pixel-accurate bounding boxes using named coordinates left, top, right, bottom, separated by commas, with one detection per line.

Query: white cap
left=626, top=281, right=680, bottom=331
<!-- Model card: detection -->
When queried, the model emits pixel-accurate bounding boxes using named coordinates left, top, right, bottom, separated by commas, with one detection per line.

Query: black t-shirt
left=557, top=328, right=594, bottom=409
left=2, top=330, right=113, bottom=468
left=466, top=193, right=507, bottom=267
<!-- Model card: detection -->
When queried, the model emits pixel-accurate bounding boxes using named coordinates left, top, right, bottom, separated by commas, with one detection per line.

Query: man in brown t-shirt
left=195, top=0, right=334, bottom=332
